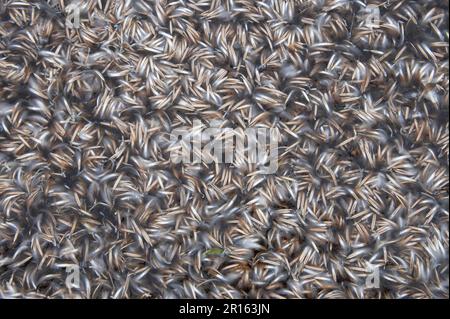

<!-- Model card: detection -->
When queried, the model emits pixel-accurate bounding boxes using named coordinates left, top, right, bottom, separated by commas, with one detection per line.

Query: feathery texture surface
left=0, top=0, right=448, bottom=298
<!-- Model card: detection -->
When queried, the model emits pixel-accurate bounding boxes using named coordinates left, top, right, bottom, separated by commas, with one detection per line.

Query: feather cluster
left=0, top=0, right=448, bottom=298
